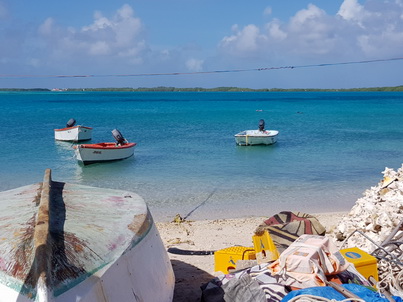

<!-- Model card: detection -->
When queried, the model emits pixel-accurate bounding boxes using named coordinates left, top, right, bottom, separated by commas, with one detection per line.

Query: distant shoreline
left=1, top=85, right=403, bottom=92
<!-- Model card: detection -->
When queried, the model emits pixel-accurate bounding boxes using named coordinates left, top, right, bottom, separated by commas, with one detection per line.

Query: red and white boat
left=75, top=129, right=136, bottom=165
left=54, top=118, right=92, bottom=142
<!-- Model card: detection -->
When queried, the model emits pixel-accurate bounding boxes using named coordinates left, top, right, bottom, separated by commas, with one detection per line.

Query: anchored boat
left=74, top=129, right=136, bottom=165
left=235, top=119, right=279, bottom=146
left=0, top=169, right=175, bottom=302
left=54, top=118, right=92, bottom=142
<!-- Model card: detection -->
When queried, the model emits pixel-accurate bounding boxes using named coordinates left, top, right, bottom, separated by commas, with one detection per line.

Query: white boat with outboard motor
left=54, top=118, right=92, bottom=142
left=74, top=129, right=136, bottom=165
left=235, top=119, right=279, bottom=146
left=0, top=169, right=175, bottom=302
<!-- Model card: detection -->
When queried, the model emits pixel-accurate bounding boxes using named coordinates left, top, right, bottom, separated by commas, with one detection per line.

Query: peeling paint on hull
left=0, top=169, right=175, bottom=302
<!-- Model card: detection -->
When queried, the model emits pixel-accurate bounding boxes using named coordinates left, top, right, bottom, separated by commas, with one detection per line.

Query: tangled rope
left=376, top=259, right=403, bottom=298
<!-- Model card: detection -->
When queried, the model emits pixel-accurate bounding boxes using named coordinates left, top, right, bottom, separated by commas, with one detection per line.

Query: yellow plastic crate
left=252, top=230, right=280, bottom=264
left=214, top=246, right=256, bottom=273
left=340, top=247, right=379, bottom=281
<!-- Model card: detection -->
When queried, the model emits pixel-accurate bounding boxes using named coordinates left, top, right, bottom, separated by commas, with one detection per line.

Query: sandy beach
left=156, top=211, right=347, bottom=302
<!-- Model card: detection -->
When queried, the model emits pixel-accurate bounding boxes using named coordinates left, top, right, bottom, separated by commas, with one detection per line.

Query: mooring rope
left=183, top=187, right=218, bottom=220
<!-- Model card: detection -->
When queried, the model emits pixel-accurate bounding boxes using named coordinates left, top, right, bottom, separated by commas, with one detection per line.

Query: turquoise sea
left=1, top=91, right=403, bottom=221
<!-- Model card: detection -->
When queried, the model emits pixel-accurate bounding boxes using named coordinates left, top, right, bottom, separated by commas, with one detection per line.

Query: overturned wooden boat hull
left=235, top=130, right=279, bottom=146
left=74, top=142, right=136, bottom=165
left=54, top=126, right=92, bottom=142
left=0, top=169, right=175, bottom=301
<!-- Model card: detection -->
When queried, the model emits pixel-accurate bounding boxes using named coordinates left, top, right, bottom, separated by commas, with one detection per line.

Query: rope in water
left=1, top=57, right=403, bottom=79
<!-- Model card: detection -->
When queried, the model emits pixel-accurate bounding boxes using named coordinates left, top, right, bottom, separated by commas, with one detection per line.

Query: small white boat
left=75, top=129, right=136, bottom=165
left=0, top=169, right=175, bottom=301
left=54, top=118, right=92, bottom=142
left=235, top=119, right=279, bottom=146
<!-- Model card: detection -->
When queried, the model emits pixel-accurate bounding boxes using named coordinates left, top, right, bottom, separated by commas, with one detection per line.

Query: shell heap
left=332, top=165, right=403, bottom=250
left=329, top=164, right=403, bottom=292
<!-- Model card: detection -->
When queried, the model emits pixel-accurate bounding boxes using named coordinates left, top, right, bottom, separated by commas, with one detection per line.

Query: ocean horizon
left=1, top=91, right=403, bottom=221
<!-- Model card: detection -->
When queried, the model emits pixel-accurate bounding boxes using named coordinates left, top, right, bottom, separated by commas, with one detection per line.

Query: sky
left=1, top=0, right=403, bottom=89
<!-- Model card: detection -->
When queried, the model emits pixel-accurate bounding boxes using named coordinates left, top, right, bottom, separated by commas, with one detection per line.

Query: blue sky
left=1, top=0, right=403, bottom=89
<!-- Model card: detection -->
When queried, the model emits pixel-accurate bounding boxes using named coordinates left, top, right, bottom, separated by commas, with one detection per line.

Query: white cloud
left=263, top=6, right=272, bottom=16
left=337, top=0, right=368, bottom=26
left=288, top=4, right=327, bottom=31
left=186, top=58, right=204, bottom=72
left=218, top=1, right=403, bottom=62
left=287, top=4, right=337, bottom=55
left=38, top=17, right=56, bottom=36
left=37, top=4, right=147, bottom=67
left=3, top=0, right=403, bottom=87
left=88, top=41, right=110, bottom=55
left=82, top=12, right=113, bottom=32
left=337, top=0, right=403, bottom=56
left=219, top=4, right=336, bottom=59
left=266, top=20, right=287, bottom=40
left=219, top=24, right=267, bottom=57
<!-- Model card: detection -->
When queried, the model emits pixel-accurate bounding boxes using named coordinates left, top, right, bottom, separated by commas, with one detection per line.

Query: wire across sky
left=1, top=56, right=402, bottom=79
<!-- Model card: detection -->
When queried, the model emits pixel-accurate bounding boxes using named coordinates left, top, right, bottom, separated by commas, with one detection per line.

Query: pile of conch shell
left=329, top=164, right=403, bottom=292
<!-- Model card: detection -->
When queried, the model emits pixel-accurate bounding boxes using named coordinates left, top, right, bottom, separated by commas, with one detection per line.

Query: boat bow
left=0, top=169, right=174, bottom=301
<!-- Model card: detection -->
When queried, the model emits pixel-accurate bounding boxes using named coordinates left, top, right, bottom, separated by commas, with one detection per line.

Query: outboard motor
left=112, top=129, right=126, bottom=145
left=66, top=118, right=76, bottom=128
left=258, top=119, right=265, bottom=132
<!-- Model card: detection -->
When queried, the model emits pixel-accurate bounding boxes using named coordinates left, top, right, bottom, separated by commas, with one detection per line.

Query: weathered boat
left=235, top=119, right=279, bottom=146
left=54, top=119, right=92, bottom=142
left=74, top=129, right=135, bottom=165
left=0, top=169, right=175, bottom=301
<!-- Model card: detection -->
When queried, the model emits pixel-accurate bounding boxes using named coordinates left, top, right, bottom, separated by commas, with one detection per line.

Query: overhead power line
left=1, top=56, right=402, bottom=79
